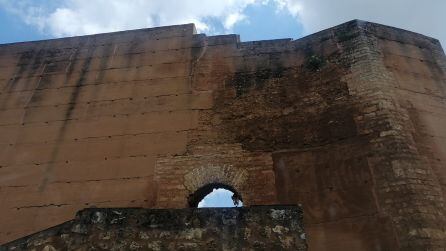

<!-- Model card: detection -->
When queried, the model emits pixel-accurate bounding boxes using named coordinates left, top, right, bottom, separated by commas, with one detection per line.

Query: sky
left=198, top=188, right=243, bottom=208
left=0, top=0, right=445, bottom=47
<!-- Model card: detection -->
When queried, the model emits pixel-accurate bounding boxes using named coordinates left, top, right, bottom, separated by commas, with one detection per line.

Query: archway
left=188, top=183, right=243, bottom=208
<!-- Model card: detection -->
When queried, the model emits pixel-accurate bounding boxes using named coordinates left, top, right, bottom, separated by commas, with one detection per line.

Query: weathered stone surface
left=1, top=206, right=307, bottom=251
left=1, top=20, right=446, bottom=250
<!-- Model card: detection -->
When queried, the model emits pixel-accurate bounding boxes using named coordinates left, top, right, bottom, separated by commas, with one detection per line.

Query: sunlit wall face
left=198, top=188, right=243, bottom=208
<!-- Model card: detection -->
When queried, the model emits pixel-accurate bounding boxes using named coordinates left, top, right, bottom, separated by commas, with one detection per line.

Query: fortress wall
left=1, top=20, right=446, bottom=250
left=208, top=21, right=400, bottom=250
left=360, top=22, right=446, bottom=249
left=377, top=24, right=446, bottom=199
left=0, top=24, right=208, bottom=243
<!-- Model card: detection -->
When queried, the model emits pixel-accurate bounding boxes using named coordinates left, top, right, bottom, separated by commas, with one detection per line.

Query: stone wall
left=1, top=20, right=446, bottom=250
left=1, top=206, right=307, bottom=250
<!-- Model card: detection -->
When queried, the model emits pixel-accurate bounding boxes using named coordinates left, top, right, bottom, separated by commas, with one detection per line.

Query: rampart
left=1, top=20, right=446, bottom=250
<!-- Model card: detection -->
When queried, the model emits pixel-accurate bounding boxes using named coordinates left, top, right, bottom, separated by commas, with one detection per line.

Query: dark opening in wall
left=188, top=183, right=243, bottom=208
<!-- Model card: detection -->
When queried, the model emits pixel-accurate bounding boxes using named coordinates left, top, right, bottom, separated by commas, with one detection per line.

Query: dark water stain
left=9, top=45, right=85, bottom=169
left=84, top=41, right=115, bottom=119
left=230, top=67, right=285, bottom=97
left=96, top=45, right=114, bottom=81
left=38, top=38, right=96, bottom=192
left=26, top=48, right=71, bottom=106
left=124, top=37, right=141, bottom=68
left=63, top=45, right=95, bottom=122
left=0, top=47, right=47, bottom=110
left=216, top=60, right=355, bottom=152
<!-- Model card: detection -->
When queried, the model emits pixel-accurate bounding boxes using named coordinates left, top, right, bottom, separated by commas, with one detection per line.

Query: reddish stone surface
left=0, top=20, right=445, bottom=250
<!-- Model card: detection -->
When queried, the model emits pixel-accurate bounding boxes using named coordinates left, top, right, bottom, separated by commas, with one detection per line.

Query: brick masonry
left=0, top=20, right=446, bottom=250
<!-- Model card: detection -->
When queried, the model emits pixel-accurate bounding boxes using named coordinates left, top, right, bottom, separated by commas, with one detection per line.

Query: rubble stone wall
left=2, top=206, right=307, bottom=250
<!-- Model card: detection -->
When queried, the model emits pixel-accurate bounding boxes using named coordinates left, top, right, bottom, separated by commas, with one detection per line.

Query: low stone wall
left=1, top=206, right=307, bottom=250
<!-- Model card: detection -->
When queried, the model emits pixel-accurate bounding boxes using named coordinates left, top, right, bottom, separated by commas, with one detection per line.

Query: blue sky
left=0, top=0, right=445, bottom=46
left=198, top=188, right=243, bottom=208
left=232, top=1, right=303, bottom=41
left=0, top=1, right=304, bottom=43
left=0, top=6, right=45, bottom=43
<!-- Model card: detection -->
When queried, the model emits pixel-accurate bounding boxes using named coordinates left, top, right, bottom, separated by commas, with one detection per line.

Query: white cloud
left=224, top=12, right=247, bottom=31
left=274, top=0, right=446, bottom=47
left=1, top=0, right=445, bottom=47
left=0, top=0, right=48, bottom=30
left=0, top=0, right=259, bottom=37
left=197, top=199, right=207, bottom=208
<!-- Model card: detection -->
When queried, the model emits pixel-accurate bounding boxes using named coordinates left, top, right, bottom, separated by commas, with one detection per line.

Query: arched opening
left=188, top=183, right=243, bottom=208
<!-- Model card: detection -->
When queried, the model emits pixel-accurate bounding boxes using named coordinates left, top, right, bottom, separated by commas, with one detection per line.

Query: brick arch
left=183, top=164, right=248, bottom=204
left=155, top=144, right=275, bottom=208
left=187, top=182, right=242, bottom=207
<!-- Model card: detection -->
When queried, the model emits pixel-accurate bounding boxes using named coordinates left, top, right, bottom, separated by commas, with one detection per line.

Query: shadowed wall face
left=0, top=20, right=446, bottom=250
left=3, top=206, right=307, bottom=251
